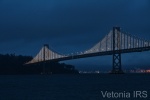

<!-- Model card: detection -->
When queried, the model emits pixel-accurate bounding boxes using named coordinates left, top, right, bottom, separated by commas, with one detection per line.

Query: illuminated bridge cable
left=25, top=27, right=150, bottom=73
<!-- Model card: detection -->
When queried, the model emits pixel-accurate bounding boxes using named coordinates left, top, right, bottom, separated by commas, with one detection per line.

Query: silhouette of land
left=0, top=54, right=79, bottom=75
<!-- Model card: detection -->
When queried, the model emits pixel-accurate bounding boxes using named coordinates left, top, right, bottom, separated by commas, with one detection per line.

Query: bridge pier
left=111, top=53, right=124, bottom=74
left=42, top=44, right=49, bottom=75
left=111, top=27, right=124, bottom=74
left=42, top=62, right=46, bottom=74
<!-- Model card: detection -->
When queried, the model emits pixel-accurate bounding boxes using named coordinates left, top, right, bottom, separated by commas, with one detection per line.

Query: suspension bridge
left=25, top=27, right=150, bottom=74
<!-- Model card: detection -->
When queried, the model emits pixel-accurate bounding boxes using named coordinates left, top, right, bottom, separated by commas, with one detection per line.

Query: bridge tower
left=42, top=44, right=49, bottom=74
left=111, top=27, right=124, bottom=74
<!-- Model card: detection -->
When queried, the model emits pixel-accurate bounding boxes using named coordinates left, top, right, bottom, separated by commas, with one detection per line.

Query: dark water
left=0, top=74, right=150, bottom=100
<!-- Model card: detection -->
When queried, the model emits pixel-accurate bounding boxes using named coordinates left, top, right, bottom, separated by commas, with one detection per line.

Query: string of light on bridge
left=25, top=29, right=150, bottom=64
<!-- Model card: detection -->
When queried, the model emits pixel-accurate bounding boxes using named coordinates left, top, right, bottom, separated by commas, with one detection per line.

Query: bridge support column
left=42, top=44, right=49, bottom=75
left=42, top=62, right=46, bottom=74
left=112, top=53, right=123, bottom=74
left=111, top=27, right=124, bottom=74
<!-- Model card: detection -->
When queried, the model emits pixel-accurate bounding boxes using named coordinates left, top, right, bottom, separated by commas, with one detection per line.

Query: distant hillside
left=0, top=54, right=79, bottom=75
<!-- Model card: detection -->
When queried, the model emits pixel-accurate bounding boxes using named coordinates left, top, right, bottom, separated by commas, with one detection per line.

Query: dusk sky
left=0, top=0, right=150, bottom=70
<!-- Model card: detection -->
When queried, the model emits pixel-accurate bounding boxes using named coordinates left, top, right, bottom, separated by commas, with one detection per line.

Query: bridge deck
left=27, top=46, right=150, bottom=64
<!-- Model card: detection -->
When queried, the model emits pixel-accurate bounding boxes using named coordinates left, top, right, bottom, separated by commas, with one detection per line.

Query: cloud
left=0, top=0, right=150, bottom=43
